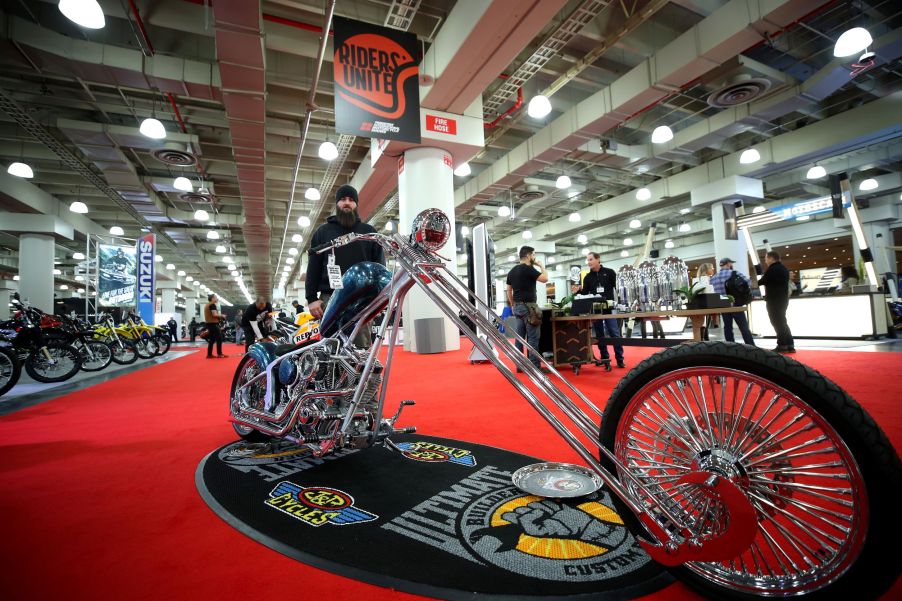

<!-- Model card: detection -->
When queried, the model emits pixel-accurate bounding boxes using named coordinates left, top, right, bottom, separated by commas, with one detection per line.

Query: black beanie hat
left=335, top=184, right=358, bottom=204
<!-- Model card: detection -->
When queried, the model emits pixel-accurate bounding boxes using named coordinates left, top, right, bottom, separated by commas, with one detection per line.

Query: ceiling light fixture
left=286, top=257, right=295, bottom=264
left=318, top=141, right=339, bottom=161
left=109, top=225, right=124, bottom=236
left=460, top=225, right=470, bottom=237
left=7, top=162, right=34, bottom=178
left=186, top=276, right=193, bottom=282
left=635, top=188, right=651, bottom=201
left=207, top=231, right=220, bottom=240
left=384, top=221, right=394, bottom=232
left=806, top=165, right=826, bottom=179
left=58, top=0, right=106, bottom=29
left=739, top=148, right=761, bottom=164
left=664, top=239, right=675, bottom=249
left=139, top=117, right=166, bottom=139
left=497, top=205, right=511, bottom=217
left=651, top=125, right=673, bottom=144
left=165, top=263, right=175, bottom=270
left=556, top=175, right=571, bottom=189
left=526, top=94, right=551, bottom=119
left=177, top=270, right=186, bottom=277
left=173, top=176, right=192, bottom=192
left=679, top=207, right=691, bottom=215
left=577, top=234, right=588, bottom=244
left=304, top=188, right=321, bottom=201
left=453, top=163, right=471, bottom=177
left=291, top=234, right=302, bottom=243
left=297, top=215, right=311, bottom=227
left=193, top=209, right=209, bottom=221
left=69, top=201, right=88, bottom=214
left=215, top=245, right=226, bottom=253
left=73, top=252, right=86, bottom=260
left=620, top=250, right=629, bottom=258
left=678, top=222, right=691, bottom=233
left=858, top=178, right=878, bottom=191
left=568, top=212, right=581, bottom=222
left=833, top=27, right=873, bottom=57
left=629, top=219, right=641, bottom=229
left=288, top=248, right=298, bottom=256
left=623, top=238, right=633, bottom=246
left=522, top=230, right=533, bottom=240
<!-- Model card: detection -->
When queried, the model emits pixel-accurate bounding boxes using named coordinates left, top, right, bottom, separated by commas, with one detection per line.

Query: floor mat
left=197, top=434, right=672, bottom=600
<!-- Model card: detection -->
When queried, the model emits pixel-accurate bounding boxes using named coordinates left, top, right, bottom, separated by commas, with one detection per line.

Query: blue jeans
left=513, top=303, right=541, bottom=367
left=723, top=310, right=755, bottom=345
left=593, top=317, right=624, bottom=364
left=235, top=326, right=244, bottom=344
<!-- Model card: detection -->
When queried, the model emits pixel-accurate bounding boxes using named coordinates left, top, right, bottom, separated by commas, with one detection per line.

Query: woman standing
left=839, top=266, right=860, bottom=293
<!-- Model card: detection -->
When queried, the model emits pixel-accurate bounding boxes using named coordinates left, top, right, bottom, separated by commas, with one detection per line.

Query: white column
left=161, top=288, right=176, bottom=313
left=185, top=294, right=198, bottom=320
left=0, top=279, right=16, bottom=320
left=398, top=146, right=459, bottom=353
left=863, top=222, right=893, bottom=279
left=711, top=202, right=749, bottom=276
left=18, top=234, right=55, bottom=313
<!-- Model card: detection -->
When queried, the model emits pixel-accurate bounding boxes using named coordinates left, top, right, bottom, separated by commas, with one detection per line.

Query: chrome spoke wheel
left=230, top=356, right=267, bottom=438
left=613, top=366, right=866, bottom=596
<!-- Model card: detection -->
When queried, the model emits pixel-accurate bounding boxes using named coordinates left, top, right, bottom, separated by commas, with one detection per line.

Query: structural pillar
left=18, top=234, right=55, bottom=313
left=398, top=147, right=460, bottom=353
left=156, top=280, right=181, bottom=315
left=711, top=202, right=749, bottom=277
left=185, top=293, right=198, bottom=321
left=863, top=221, right=893, bottom=281
left=0, top=279, right=16, bottom=320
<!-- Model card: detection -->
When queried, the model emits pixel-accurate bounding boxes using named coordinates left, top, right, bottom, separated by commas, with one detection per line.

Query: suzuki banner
left=98, top=244, right=137, bottom=307
left=333, top=16, right=421, bottom=144
left=136, top=233, right=156, bottom=324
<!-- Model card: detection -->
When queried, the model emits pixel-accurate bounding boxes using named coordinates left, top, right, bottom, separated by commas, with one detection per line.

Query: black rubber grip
left=311, top=242, right=331, bottom=253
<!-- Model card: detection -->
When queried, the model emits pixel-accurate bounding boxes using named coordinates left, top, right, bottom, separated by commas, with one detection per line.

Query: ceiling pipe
left=274, top=0, right=337, bottom=277
left=484, top=87, right=522, bottom=129
left=183, top=0, right=334, bottom=35
left=127, top=0, right=156, bottom=56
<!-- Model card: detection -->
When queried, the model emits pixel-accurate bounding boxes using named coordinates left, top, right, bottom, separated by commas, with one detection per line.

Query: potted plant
left=550, top=294, right=575, bottom=316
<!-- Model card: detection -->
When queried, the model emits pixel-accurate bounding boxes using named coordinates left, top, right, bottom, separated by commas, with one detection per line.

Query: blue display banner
left=136, top=233, right=156, bottom=325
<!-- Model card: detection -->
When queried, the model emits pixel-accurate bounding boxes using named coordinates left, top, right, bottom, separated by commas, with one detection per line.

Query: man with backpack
left=710, top=257, right=756, bottom=345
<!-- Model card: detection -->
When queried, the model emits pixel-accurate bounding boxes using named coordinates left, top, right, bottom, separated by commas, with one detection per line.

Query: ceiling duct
left=518, top=185, right=548, bottom=202
left=179, top=190, right=217, bottom=204
left=152, top=144, right=199, bottom=167
left=701, top=56, right=790, bottom=108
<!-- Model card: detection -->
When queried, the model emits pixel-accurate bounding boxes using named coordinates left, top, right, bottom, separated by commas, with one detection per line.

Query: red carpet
left=0, top=341, right=899, bottom=601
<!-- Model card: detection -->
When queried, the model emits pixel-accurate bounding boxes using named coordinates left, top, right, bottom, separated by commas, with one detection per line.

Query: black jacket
left=757, top=261, right=789, bottom=299
left=305, top=215, right=385, bottom=303
left=577, top=267, right=617, bottom=302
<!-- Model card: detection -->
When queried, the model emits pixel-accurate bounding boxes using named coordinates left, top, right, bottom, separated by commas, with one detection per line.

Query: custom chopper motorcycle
left=229, top=209, right=900, bottom=599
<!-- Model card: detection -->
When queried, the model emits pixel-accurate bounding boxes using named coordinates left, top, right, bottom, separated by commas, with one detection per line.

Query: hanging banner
left=136, top=233, right=156, bottom=325
left=333, top=16, right=421, bottom=144
left=98, top=244, right=137, bottom=307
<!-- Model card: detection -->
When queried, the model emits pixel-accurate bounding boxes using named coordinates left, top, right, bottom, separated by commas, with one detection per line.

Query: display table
left=550, top=307, right=747, bottom=371
left=748, top=293, right=891, bottom=339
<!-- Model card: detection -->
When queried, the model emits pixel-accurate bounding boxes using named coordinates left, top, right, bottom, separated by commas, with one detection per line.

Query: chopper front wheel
left=598, top=341, right=900, bottom=599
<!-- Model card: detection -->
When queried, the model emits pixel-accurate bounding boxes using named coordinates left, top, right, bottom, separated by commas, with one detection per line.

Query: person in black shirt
left=571, top=252, right=625, bottom=368
left=241, top=297, right=274, bottom=351
left=757, top=250, right=794, bottom=353
left=506, top=245, right=549, bottom=371
left=167, top=317, right=178, bottom=344
left=291, top=300, right=304, bottom=316
left=305, top=184, right=384, bottom=347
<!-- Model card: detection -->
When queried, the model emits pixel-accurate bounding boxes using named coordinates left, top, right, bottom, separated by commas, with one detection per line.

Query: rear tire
left=0, top=346, right=21, bottom=397
left=598, top=341, right=901, bottom=599
left=153, top=334, right=171, bottom=355
left=229, top=354, right=271, bottom=442
left=24, top=342, right=82, bottom=383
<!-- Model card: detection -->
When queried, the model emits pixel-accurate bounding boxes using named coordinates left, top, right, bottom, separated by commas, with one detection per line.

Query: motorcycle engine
left=280, top=339, right=382, bottom=448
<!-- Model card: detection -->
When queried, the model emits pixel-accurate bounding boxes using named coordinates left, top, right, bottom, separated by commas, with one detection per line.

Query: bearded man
left=305, top=185, right=385, bottom=326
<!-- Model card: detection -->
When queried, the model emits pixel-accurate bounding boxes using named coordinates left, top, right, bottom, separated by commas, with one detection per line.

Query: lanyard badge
left=326, top=250, right=343, bottom=289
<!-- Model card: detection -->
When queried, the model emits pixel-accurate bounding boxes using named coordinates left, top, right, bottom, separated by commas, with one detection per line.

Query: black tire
left=153, top=334, right=170, bottom=355
left=132, top=337, right=158, bottom=359
left=76, top=340, right=113, bottom=372
left=598, top=341, right=901, bottom=600
left=109, top=339, right=139, bottom=365
left=229, top=354, right=271, bottom=442
left=0, top=346, right=21, bottom=397
left=24, top=342, right=82, bottom=383
left=601, top=342, right=902, bottom=599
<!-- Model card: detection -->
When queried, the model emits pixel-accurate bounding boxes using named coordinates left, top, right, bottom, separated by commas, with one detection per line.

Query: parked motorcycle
left=228, top=209, right=900, bottom=599
left=0, top=342, right=21, bottom=397
left=2, top=300, right=82, bottom=383
left=92, top=314, right=139, bottom=365
left=36, top=310, right=113, bottom=373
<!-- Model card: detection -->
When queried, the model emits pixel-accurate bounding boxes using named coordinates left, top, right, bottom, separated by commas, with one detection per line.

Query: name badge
left=326, top=253, right=343, bottom=289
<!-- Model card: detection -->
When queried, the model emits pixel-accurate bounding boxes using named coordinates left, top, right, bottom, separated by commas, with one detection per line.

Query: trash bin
left=414, top=317, right=445, bottom=354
